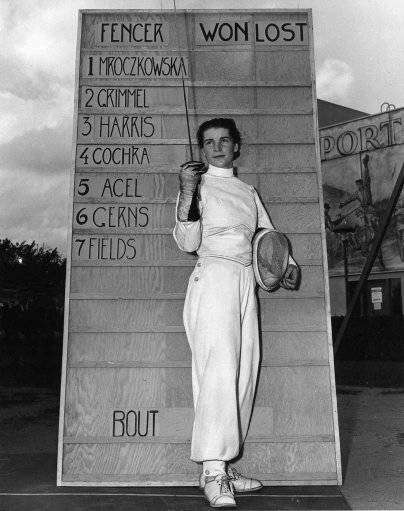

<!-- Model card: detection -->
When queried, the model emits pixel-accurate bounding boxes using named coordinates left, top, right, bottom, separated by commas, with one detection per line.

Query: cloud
left=0, top=119, right=72, bottom=173
left=0, top=1, right=76, bottom=83
left=0, top=84, right=73, bottom=144
left=0, top=0, right=403, bottom=255
left=316, top=58, right=355, bottom=104
left=0, top=1, right=75, bottom=144
left=0, top=56, right=51, bottom=101
left=0, top=167, right=69, bottom=253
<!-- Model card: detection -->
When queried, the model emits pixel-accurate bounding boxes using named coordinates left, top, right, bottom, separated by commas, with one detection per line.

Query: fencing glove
left=280, top=264, right=300, bottom=290
left=177, top=161, right=206, bottom=221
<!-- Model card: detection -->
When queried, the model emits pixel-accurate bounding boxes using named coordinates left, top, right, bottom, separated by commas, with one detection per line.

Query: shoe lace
left=215, top=474, right=234, bottom=494
left=227, top=467, right=241, bottom=480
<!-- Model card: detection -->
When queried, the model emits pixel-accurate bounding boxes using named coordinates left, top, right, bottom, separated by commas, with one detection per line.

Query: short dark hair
left=197, top=118, right=241, bottom=159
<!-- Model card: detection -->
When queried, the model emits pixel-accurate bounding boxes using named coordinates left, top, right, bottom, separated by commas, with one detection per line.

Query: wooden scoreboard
left=58, top=9, right=342, bottom=486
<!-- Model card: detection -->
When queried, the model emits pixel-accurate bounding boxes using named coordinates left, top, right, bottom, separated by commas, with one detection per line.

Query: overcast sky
left=0, top=0, right=403, bottom=254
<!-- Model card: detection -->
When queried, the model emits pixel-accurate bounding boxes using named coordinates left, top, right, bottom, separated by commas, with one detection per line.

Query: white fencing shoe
left=226, top=467, right=263, bottom=493
left=203, top=473, right=236, bottom=508
left=200, top=467, right=262, bottom=494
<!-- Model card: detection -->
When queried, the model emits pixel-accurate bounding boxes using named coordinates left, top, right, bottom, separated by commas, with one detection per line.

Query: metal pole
left=172, top=0, right=194, bottom=161
left=334, top=162, right=404, bottom=354
left=342, top=238, right=349, bottom=313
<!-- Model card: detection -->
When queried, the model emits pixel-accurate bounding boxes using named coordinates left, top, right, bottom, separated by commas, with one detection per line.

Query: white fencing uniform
left=173, top=164, right=275, bottom=462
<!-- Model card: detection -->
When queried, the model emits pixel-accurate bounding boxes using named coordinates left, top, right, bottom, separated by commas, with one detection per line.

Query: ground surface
left=336, top=386, right=404, bottom=510
left=0, top=379, right=403, bottom=510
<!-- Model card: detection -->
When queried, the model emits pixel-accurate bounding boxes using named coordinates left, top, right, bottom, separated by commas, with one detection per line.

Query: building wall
left=319, top=107, right=404, bottom=316
left=329, top=272, right=404, bottom=316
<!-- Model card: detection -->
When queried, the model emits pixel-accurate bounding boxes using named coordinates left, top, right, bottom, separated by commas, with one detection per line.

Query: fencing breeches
left=183, top=257, right=260, bottom=462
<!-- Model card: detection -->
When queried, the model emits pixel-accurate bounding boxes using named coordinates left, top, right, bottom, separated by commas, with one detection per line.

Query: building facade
left=318, top=103, right=404, bottom=317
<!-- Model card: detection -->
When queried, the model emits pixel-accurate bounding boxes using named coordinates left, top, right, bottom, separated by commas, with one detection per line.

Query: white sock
left=203, top=460, right=226, bottom=477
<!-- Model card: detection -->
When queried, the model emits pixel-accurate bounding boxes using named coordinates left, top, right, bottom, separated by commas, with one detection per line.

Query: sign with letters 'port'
left=320, top=108, right=404, bottom=275
left=58, top=9, right=341, bottom=486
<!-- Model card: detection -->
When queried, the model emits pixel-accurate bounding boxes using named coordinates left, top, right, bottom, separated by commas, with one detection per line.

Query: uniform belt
left=198, top=255, right=252, bottom=267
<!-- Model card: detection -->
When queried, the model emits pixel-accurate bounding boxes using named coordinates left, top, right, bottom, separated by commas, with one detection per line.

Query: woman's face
left=201, top=127, right=239, bottom=169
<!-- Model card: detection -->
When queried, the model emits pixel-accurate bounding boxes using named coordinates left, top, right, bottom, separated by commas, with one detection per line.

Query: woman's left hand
left=280, top=264, right=300, bottom=290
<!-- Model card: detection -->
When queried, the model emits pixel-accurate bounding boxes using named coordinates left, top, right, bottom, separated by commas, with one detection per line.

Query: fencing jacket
left=173, top=164, right=276, bottom=263
left=173, top=164, right=296, bottom=461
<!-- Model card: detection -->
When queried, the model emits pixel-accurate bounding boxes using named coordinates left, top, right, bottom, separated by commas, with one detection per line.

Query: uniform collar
left=206, top=164, right=234, bottom=178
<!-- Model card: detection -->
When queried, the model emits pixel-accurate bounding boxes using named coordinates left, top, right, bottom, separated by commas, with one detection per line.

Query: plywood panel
left=64, top=405, right=274, bottom=441
left=194, top=13, right=253, bottom=47
left=68, top=333, right=191, bottom=365
left=162, top=115, right=259, bottom=143
left=77, top=114, right=162, bottom=143
left=75, top=143, right=188, bottom=169
left=72, top=203, right=175, bottom=231
left=258, top=173, right=318, bottom=201
left=171, top=144, right=318, bottom=174
left=254, top=144, right=317, bottom=170
left=65, top=407, right=194, bottom=441
left=72, top=202, right=320, bottom=234
left=73, top=172, right=179, bottom=203
left=76, top=144, right=320, bottom=173
left=261, top=331, right=329, bottom=365
left=193, top=51, right=254, bottom=81
left=261, top=298, right=326, bottom=331
left=255, top=367, right=334, bottom=434
left=62, top=442, right=336, bottom=481
left=192, top=87, right=254, bottom=110
left=64, top=368, right=168, bottom=437
left=69, top=264, right=324, bottom=298
left=238, top=442, right=336, bottom=478
left=70, top=234, right=195, bottom=265
left=64, top=366, right=333, bottom=437
left=256, top=87, right=312, bottom=113
left=289, top=233, right=323, bottom=263
left=253, top=11, right=310, bottom=47
left=80, top=52, right=189, bottom=80
left=78, top=85, right=317, bottom=115
left=73, top=144, right=319, bottom=174
left=80, top=12, right=188, bottom=51
left=256, top=51, right=311, bottom=83
left=257, top=115, right=314, bottom=143
left=162, top=114, right=314, bottom=144
left=194, top=12, right=310, bottom=48
left=69, top=297, right=326, bottom=332
left=266, top=203, right=321, bottom=233
left=68, top=330, right=329, bottom=366
left=70, top=233, right=322, bottom=266
left=64, top=408, right=332, bottom=445
left=60, top=8, right=340, bottom=487
left=80, top=85, right=187, bottom=112
left=70, top=266, right=191, bottom=295
left=63, top=443, right=197, bottom=477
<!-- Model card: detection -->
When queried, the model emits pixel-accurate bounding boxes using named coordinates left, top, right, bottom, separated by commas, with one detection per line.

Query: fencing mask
left=252, top=229, right=290, bottom=291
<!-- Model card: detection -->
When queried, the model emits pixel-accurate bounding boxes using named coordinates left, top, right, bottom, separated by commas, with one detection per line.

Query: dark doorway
left=348, top=278, right=402, bottom=317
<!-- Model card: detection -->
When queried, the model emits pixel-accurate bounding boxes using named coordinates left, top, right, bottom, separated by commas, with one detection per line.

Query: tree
left=0, top=239, right=66, bottom=386
left=0, top=239, right=65, bottom=308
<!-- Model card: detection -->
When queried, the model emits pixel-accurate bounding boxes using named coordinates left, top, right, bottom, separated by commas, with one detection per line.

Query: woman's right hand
left=179, top=161, right=207, bottom=196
